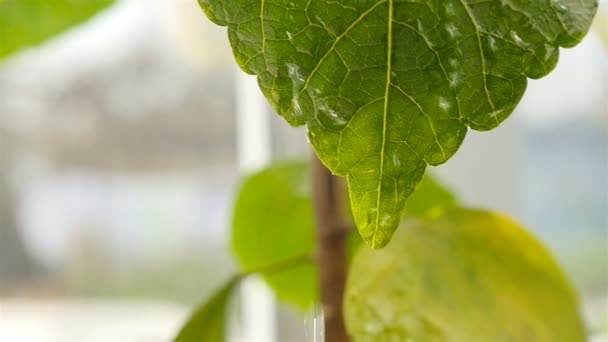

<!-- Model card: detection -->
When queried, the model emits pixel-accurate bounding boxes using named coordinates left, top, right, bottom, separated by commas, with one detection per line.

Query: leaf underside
left=199, top=0, right=597, bottom=247
left=345, top=209, right=585, bottom=341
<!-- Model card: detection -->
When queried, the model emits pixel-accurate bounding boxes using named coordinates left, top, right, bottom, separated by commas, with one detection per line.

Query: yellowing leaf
left=345, top=209, right=585, bottom=341
left=199, top=0, right=598, bottom=247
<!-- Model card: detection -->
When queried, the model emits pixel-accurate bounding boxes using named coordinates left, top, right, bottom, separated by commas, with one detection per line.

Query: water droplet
left=445, top=23, right=460, bottom=38
left=317, top=102, right=348, bottom=129
left=509, top=30, right=528, bottom=48
left=392, top=152, right=401, bottom=168
left=487, top=35, right=497, bottom=52
left=551, top=0, right=568, bottom=12
left=287, top=63, right=305, bottom=84
left=328, top=109, right=347, bottom=126
left=488, top=108, right=505, bottom=118
left=292, top=97, right=303, bottom=119
left=438, top=96, right=451, bottom=111
left=454, top=45, right=464, bottom=57
left=448, top=72, right=462, bottom=87
left=314, top=15, right=327, bottom=27
left=543, top=44, right=556, bottom=62
left=417, top=19, right=424, bottom=33
left=380, top=215, right=391, bottom=228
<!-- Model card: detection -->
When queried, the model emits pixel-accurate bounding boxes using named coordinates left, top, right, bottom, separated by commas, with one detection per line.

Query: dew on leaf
left=445, top=23, right=460, bottom=38
left=438, top=96, right=452, bottom=111
left=417, top=19, right=424, bottom=33
left=509, top=30, right=528, bottom=48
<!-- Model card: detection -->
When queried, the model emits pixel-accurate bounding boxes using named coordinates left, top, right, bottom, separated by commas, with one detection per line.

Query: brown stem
left=312, top=155, right=350, bottom=342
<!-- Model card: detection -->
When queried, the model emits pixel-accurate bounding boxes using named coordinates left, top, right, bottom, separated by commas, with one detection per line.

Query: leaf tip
left=370, top=231, right=390, bottom=249
left=365, top=214, right=401, bottom=249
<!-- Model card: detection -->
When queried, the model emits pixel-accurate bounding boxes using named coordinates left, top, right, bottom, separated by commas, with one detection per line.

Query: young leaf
left=198, top=0, right=598, bottom=248
left=232, top=161, right=318, bottom=309
left=0, top=0, right=115, bottom=59
left=232, top=161, right=456, bottom=309
left=345, top=209, right=585, bottom=341
left=174, top=277, right=239, bottom=342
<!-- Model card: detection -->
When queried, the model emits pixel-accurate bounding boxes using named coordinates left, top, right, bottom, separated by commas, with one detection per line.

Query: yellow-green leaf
left=345, top=209, right=585, bottom=341
left=198, top=0, right=598, bottom=248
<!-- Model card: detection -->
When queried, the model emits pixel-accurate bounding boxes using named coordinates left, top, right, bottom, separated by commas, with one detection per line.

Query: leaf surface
left=344, top=209, right=585, bottom=341
left=199, top=0, right=597, bottom=247
left=0, top=0, right=115, bottom=59
left=174, top=277, right=238, bottom=342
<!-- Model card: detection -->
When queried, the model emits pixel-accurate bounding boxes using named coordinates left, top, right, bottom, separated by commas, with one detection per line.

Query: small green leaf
left=199, top=0, right=598, bottom=248
left=175, top=277, right=239, bottom=342
left=232, top=161, right=317, bottom=309
left=0, top=0, right=115, bottom=59
left=345, top=209, right=585, bottom=341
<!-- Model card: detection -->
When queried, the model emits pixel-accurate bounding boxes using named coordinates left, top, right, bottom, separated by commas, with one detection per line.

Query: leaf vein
left=372, top=0, right=394, bottom=248
left=457, top=0, right=498, bottom=125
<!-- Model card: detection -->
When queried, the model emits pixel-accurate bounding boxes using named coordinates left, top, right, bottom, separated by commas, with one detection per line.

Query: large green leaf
left=199, top=0, right=597, bottom=248
left=344, top=209, right=585, bottom=341
left=232, top=161, right=456, bottom=309
left=174, top=277, right=239, bottom=342
left=0, top=0, right=115, bottom=59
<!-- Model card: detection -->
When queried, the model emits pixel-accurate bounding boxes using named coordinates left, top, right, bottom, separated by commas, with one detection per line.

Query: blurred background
left=0, top=0, right=606, bottom=341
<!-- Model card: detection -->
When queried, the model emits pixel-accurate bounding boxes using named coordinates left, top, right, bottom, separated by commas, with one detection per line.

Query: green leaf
left=0, top=0, right=115, bottom=59
left=175, top=277, right=239, bottom=342
left=232, top=161, right=318, bottom=310
left=232, top=161, right=456, bottom=309
left=344, top=209, right=585, bottom=341
left=199, top=0, right=598, bottom=248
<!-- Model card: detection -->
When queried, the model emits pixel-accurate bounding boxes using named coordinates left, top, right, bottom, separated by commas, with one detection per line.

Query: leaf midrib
left=372, top=0, right=394, bottom=248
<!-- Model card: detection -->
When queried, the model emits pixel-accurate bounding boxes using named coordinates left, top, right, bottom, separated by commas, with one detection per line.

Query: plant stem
left=312, top=155, right=350, bottom=342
